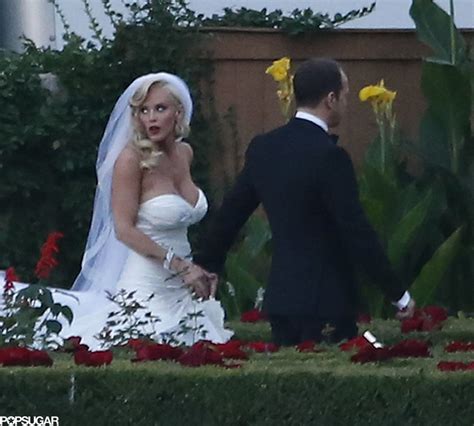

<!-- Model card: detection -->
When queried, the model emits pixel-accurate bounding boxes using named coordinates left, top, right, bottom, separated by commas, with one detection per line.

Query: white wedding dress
left=1, top=189, right=233, bottom=349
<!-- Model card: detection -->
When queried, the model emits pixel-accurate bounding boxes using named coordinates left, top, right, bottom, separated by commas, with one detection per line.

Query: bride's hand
left=171, top=259, right=211, bottom=299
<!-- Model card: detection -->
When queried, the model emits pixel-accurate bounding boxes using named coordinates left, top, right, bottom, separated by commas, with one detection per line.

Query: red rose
left=74, top=349, right=113, bottom=367
left=210, top=340, right=247, bottom=359
left=178, top=344, right=224, bottom=367
left=0, top=347, right=31, bottom=366
left=28, top=350, right=53, bottom=367
left=132, top=343, right=183, bottom=362
left=422, top=306, right=448, bottom=322
left=296, top=340, right=323, bottom=353
left=240, top=309, right=267, bottom=323
left=401, top=318, right=424, bottom=333
left=389, top=339, right=430, bottom=358
left=351, top=346, right=391, bottom=364
left=339, top=336, right=371, bottom=352
left=357, top=313, right=372, bottom=324
left=245, top=342, right=279, bottom=353
left=445, top=341, right=474, bottom=353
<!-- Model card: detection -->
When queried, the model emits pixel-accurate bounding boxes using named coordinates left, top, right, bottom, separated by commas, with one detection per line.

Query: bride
left=3, top=72, right=233, bottom=349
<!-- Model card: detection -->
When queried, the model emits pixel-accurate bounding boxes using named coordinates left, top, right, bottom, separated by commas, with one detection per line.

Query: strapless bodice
left=135, top=188, right=207, bottom=257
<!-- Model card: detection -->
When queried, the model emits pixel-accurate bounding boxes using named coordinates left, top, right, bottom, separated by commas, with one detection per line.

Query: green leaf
left=38, top=290, right=54, bottom=307
left=61, top=306, right=74, bottom=324
left=242, top=215, right=272, bottom=258
left=421, top=62, right=471, bottom=173
left=418, top=111, right=450, bottom=170
left=44, top=319, right=62, bottom=334
left=388, top=190, right=434, bottom=267
left=410, top=226, right=463, bottom=306
left=410, top=0, right=466, bottom=64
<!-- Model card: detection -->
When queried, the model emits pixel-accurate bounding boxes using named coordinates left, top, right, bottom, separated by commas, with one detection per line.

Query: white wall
left=54, top=0, right=473, bottom=48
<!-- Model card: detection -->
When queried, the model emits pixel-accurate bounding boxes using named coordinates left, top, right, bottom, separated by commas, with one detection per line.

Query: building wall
left=202, top=28, right=474, bottom=192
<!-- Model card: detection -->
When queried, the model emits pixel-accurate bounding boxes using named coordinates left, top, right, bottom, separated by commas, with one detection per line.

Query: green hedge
left=0, top=319, right=473, bottom=425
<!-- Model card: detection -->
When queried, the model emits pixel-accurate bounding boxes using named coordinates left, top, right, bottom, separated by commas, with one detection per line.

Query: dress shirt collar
left=295, top=110, right=329, bottom=133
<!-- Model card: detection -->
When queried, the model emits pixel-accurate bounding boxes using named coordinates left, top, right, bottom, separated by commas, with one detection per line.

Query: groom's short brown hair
left=293, top=58, right=343, bottom=107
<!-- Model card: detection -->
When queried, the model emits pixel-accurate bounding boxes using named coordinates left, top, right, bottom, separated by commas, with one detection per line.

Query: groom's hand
left=203, top=272, right=219, bottom=298
left=180, top=263, right=212, bottom=299
left=395, top=298, right=416, bottom=320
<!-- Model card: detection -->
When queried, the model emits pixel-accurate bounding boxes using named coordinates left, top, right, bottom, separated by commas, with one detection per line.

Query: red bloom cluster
left=74, top=348, right=113, bottom=367
left=3, top=267, right=19, bottom=292
left=437, top=361, right=474, bottom=372
left=213, top=340, right=249, bottom=360
left=240, top=309, right=267, bottom=323
left=62, top=336, right=113, bottom=367
left=133, top=343, right=183, bottom=362
left=129, top=339, right=247, bottom=368
left=445, top=341, right=474, bottom=353
left=0, top=347, right=53, bottom=367
left=350, top=339, right=431, bottom=364
left=34, top=232, right=64, bottom=280
left=401, top=305, right=448, bottom=333
left=177, top=341, right=228, bottom=367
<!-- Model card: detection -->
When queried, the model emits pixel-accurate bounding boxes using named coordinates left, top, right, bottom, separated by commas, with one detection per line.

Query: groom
left=194, top=58, right=415, bottom=345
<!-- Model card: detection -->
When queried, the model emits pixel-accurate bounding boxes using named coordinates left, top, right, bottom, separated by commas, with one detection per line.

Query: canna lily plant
left=265, top=57, right=294, bottom=121
left=359, top=80, right=397, bottom=173
left=357, top=79, right=462, bottom=316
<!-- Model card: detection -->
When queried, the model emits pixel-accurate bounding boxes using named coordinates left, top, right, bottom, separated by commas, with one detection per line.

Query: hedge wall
left=0, top=319, right=473, bottom=425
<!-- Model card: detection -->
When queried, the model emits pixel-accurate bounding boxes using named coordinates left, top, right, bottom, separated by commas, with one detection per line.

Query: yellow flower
left=359, top=79, right=396, bottom=104
left=265, top=57, right=291, bottom=82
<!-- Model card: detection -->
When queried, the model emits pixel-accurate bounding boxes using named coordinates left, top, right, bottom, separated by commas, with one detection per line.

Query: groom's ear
left=326, top=91, right=338, bottom=109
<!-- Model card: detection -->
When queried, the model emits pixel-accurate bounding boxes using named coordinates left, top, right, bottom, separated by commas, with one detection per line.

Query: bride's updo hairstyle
left=129, top=77, right=192, bottom=170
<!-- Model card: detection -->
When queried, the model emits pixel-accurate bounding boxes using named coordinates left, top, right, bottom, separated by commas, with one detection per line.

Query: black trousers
left=269, top=315, right=358, bottom=346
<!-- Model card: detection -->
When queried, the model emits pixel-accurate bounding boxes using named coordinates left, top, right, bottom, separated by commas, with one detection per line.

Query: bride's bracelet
left=163, top=248, right=175, bottom=271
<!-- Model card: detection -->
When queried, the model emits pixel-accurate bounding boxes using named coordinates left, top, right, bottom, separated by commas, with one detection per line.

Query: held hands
left=170, top=257, right=218, bottom=299
left=395, top=298, right=416, bottom=320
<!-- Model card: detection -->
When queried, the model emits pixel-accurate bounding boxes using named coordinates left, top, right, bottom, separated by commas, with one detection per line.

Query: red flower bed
left=74, top=348, right=113, bottom=367
left=444, top=341, right=474, bottom=353
left=401, top=306, right=448, bottom=333
left=0, top=347, right=53, bottom=367
left=350, top=339, right=431, bottom=364
left=132, top=343, right=183, bottom=362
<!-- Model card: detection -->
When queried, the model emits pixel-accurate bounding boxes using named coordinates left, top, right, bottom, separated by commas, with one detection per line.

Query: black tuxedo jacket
left=195, top=118, right=406, bottom=318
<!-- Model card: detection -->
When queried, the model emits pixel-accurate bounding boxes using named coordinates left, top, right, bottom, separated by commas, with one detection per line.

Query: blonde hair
left=129, top=79, right=190, bottom=170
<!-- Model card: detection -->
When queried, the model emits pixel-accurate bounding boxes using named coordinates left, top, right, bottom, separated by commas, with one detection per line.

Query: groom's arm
left=194, top=140, right=260, bottom=273
left=317, top=145, right=410, bottom=305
